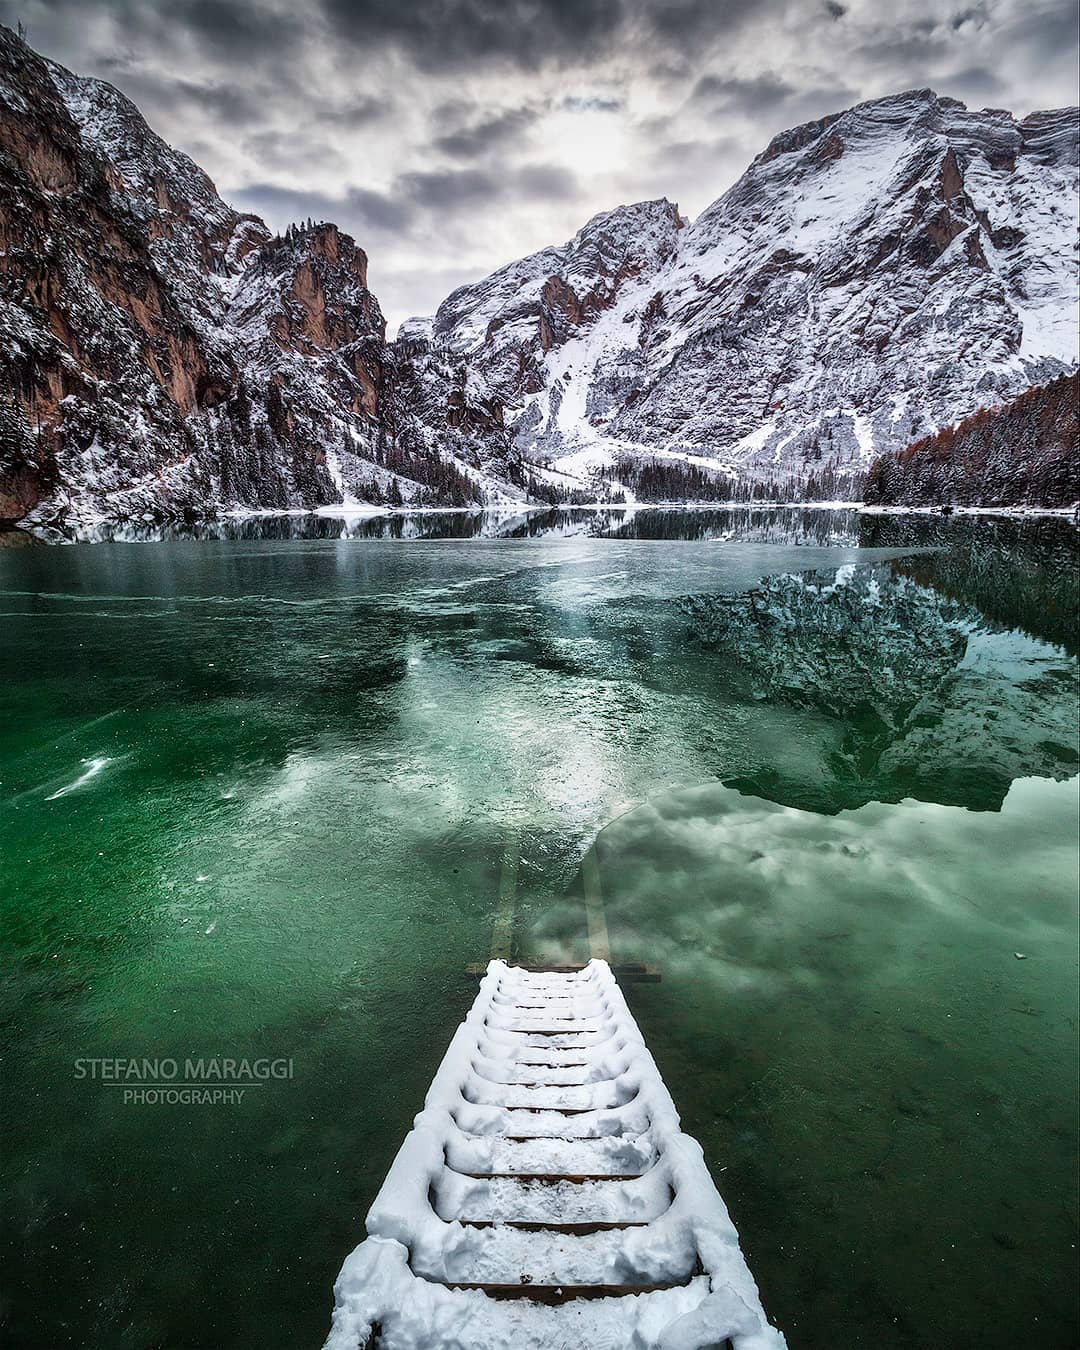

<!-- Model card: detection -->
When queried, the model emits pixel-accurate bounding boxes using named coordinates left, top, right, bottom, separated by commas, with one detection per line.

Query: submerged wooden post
left=489, top=831, right=519, bottom=962
left=582, top=848, right=611, bottom=962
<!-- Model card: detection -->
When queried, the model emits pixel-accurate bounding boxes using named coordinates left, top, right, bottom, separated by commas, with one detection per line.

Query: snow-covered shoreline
left=12, top=496, right=1078, bottom=544
left=857, top=502, right=1077, bottom=519
left=301, top=498, right=1079, bottom=522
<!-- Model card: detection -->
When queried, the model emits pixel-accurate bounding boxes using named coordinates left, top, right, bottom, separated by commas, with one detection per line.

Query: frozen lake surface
left=1, top=509, right=1076, bottom=1348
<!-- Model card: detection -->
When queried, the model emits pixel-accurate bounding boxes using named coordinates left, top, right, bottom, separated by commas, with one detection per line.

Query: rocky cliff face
left=0, top=27, right=517, bottom=535
left=2, top=25, right=1076, bottom=533
left=0, top=25, right=237, bottom=524
left=410, top=90, right=1078, bottom=497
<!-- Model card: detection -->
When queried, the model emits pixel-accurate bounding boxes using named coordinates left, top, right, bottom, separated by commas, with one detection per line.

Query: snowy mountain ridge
left=0, top=26, right=526, bottom=535
left=1, top=24, right=1077, bottom=535
left=416, top=89, right=1078, bottom=495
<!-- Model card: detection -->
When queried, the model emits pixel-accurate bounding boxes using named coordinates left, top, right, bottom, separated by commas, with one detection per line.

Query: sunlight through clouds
left=3, top=0, right=1075, bottom=326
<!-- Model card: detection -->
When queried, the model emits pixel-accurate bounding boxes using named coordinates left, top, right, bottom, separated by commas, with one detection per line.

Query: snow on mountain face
left=411, top=90, right=1079, bottom=490
left=433, top=198, right=686, bottom=356
left=1, top=28, right=1076, bottom=534
left=0, top=27, right=517, bottom=535
left=46, top=57, right=274, bottom=371
left=408, top=199, right=687, bottom=476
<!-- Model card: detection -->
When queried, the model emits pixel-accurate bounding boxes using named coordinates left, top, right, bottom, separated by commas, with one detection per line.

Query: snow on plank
left=325, top=959, right=786, bottom=1350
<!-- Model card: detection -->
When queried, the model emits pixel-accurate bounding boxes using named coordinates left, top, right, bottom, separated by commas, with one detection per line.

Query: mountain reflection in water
left=532, top=774, right=1079, bottom=1350
left=0, top=508, right=1075, bottom=1350
left=684, top=564, right=1077, bottom=812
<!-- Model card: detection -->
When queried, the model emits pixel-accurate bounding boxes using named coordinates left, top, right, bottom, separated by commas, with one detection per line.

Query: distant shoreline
left=287, top=500, right=1078, bottom=521
left=9, top=499, right=1075, bottom=546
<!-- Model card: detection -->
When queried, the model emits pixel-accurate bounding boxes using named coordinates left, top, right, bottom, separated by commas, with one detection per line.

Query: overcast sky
left=4, top=0, right=1077, bottom=329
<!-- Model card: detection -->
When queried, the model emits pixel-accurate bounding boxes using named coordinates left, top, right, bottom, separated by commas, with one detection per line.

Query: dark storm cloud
left=431, top=98, right=619, bottom=161
left=241, top=128, right=347, bottom=171
left=318, top=94, right=389, bottom=127
left=646, top=57, right=695, bottom=86
left=170, top=0, right=304, bottom=56
left=433, top=107, right=534, bottom=159
left=853, top=31, right=951, bottom=67
left=691, top=73, right=798, bottom=112
left=233, top=161, right=582, bottom=239
left=652, top=134, right=738, bottom=166
left=514, top=163, right=580, bottom=198
left=950, top=5, right=989, bottom=31
left=397, top=166, right=498, bottom=209
left=317, top=0, right=629, bottom=71
left=233, top=182, right=412, bottom=233
left=312, top=0, right=788, bottom=73
left=398, top=163, right=580, bottom=209
left=144, top=74, right=267, bottom=124
left=946, top=65, right=1006, bottom=100
left=682, top=71, right=861, bottom=140
left=559, top=95, right=623, bottom=113
left=1014, top=0, right=1080, bottom=59
left=26, top=0, right=305, bottom=66
left=644, top=0, right=779, bottom=54
left=6, top=0, right=782, bottom=76
left=178, top=79, right=263, bottom=123
left=3, top=0, right=1076, bottom=326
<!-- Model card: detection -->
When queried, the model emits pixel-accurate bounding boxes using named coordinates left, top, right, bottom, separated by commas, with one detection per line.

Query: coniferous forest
left=864, top=373, right=1079, bottom=509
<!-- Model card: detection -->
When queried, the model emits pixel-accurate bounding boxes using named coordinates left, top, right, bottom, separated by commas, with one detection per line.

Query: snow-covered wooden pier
left=325, top=959, right=786, bottom=1350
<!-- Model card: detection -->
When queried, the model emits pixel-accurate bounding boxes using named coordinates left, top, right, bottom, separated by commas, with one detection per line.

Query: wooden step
left=327, top=959, right=782, bottom=1350
left=442, top=1280, right=694, bottom=1303
left=458, top=1171, right=647, bottom=1183
left=456, top=1219, right=649, bottom=1234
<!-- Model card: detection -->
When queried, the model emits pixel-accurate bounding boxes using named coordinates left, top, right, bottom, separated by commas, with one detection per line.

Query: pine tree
left=0, top=381, right=32, bottom=471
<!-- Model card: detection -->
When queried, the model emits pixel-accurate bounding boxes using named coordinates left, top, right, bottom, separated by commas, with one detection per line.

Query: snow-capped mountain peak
left=412, top=87, right=1078, bottom=489
left=1, top=23, right=1076, bottom=534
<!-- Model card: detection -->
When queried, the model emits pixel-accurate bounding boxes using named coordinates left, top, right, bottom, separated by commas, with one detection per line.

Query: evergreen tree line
left=207, top=376, right=334, bottom=508
left=864, top=373, right=1079, bottom=508
left=358, top=428, right=481, bottom=506
left=525, top=455, right=865, bottom=505
left=207, top=375, right=483, bottom=509
left=614, top=458, right=734, bottom=502
left=0, top=379, right=35, bottom=467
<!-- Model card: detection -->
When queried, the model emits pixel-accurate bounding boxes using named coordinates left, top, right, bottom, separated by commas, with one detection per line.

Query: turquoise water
left=0, top=509, right=1076, bottom=1348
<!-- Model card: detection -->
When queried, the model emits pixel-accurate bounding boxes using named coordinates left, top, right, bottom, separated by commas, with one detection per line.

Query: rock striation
left=417, top=90, right=1078, bottom=497
left=2, top=25, right=1076, bottom=533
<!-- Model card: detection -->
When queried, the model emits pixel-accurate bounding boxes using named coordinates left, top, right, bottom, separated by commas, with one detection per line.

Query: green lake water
left=0, top=508, right=1077, bottom=1349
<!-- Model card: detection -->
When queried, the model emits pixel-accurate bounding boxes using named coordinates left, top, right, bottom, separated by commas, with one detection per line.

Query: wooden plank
left=492, top=1027, right=599, bottom=1036
left=502, top=1080, right=594, bottom=1090
left=458, top=1171, right=646, bottom=1183
left=513, top=1060, right=588, bottom=1068
left=466, top=962, right=661, bottom=982
left=442, top=1280, right=693, bottom=1303
left=455, top=1220, right=649, bottom=1234
left=489, top=831, right=519, bottom=961
left=581, top=849, right=611, bottom=962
